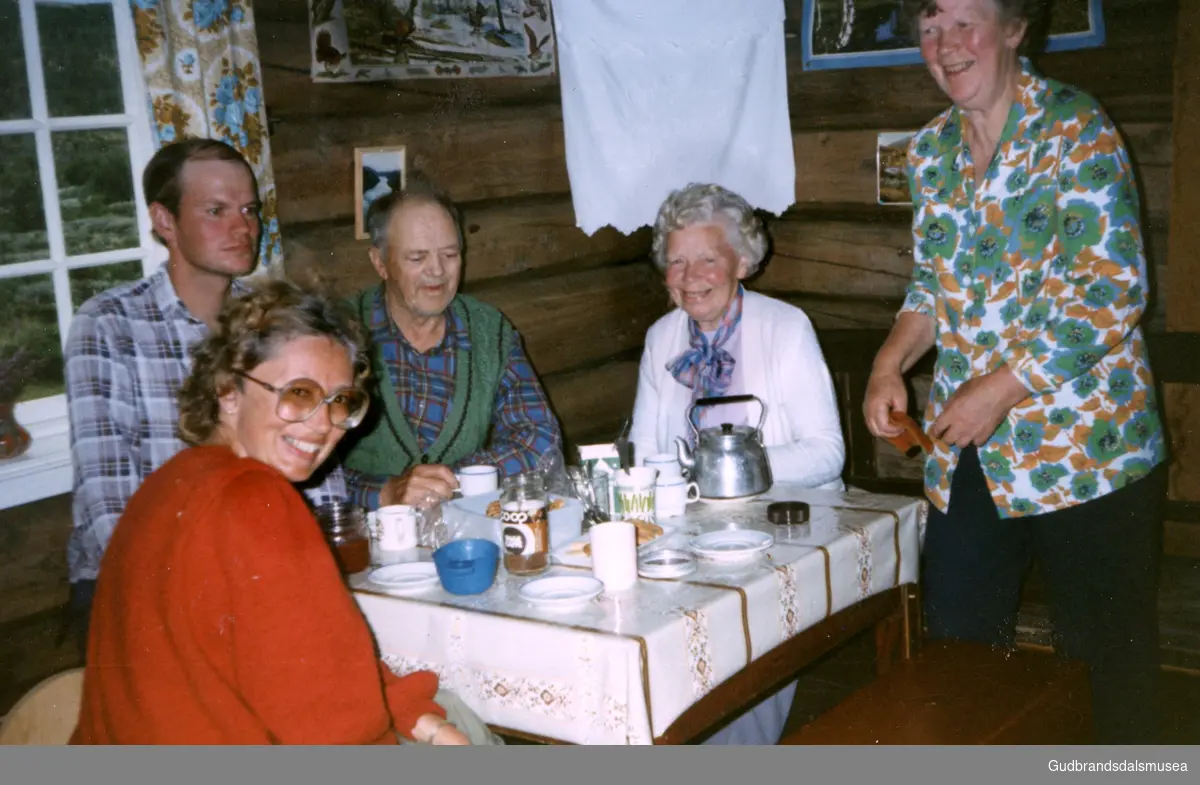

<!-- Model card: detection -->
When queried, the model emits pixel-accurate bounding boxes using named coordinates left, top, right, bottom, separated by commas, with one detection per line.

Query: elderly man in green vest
left=341, top=189, right=562, bottom=509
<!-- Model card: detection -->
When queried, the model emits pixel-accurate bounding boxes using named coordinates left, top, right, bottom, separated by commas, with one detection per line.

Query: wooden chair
left=780, top=641, right=1093, bottom=745
left=0, top=668, right=84, bottom=745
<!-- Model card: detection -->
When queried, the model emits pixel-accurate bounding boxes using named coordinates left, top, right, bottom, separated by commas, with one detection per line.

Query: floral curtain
left=130, top=0, right=283, bottom=269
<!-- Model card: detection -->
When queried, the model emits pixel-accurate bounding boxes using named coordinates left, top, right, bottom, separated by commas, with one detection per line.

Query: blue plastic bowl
left=432, top=538, right=500, bottom=595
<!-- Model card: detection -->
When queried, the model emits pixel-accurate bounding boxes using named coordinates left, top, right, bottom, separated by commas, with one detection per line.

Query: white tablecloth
left=351, top=484, right=927, bottom=744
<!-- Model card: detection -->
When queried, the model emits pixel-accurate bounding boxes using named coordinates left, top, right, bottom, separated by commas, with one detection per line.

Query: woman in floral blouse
left=863, top=0, right=1166, bottom=743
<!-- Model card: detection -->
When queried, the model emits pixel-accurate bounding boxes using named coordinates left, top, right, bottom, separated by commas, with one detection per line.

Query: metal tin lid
left=767, top=501, right=810, bottom=526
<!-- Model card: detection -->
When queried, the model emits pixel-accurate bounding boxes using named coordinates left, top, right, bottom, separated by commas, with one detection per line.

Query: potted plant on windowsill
left=0, top=346, right=38, bottom=460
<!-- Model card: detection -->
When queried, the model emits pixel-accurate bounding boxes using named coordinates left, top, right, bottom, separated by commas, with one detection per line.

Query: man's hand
left=929, top=367, right=1029, bottom=448
left=380, top=465, right=459, bottom=507
left=864, top=368, right=909, bottom=439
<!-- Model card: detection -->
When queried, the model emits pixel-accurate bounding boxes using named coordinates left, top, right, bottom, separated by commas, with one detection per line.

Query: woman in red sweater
left=72, top=279, right=469, bottom=745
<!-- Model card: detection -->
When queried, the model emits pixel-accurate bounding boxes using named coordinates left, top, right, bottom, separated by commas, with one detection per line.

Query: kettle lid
left=700, top=422, right=759, bottom=442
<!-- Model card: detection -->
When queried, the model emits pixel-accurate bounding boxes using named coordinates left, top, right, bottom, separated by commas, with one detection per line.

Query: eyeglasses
left=234, top=372, right=368, bottom=430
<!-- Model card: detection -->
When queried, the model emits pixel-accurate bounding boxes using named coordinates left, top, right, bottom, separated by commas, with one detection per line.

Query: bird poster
left=311, top=0, right=555, bottom=82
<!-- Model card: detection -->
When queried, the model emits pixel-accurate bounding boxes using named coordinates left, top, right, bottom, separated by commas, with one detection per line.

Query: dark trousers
left=66, top=579, right=97, bottom=659
left=922, top=446, right=1165, bottom=744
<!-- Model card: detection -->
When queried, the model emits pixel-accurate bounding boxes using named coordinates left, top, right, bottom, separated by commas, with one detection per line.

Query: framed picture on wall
left=877, top=131, right=915, bottom=205
left=354, top=146, right=407, bottom=240
left=800, top=0, right=1106, bottom=71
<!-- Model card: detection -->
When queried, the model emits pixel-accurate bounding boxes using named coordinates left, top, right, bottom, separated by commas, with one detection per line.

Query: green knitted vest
left=341, top=287, right=514, bottom=476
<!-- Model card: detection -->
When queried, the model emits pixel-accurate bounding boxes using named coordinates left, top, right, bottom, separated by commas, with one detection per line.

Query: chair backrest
left=0, top=668, right=85, bottom=745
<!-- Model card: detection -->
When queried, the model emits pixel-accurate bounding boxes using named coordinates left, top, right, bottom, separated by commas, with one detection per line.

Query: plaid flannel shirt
left=344, top=291, right=562, bottom=510
left=65, top=265, right=346, bottom=583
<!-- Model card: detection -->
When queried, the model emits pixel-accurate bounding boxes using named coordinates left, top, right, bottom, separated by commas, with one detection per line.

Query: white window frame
left=0, top=0, right=160, bottom=509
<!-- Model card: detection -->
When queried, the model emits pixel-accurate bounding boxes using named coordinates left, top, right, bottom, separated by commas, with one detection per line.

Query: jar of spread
left=499, top=471, right=550, bottom=576
left=316, top=502, right=371, bottom=575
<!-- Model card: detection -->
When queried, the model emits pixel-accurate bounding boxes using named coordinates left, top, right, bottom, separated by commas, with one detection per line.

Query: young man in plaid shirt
left=64, top=140, right=345, bottom=652
left=341, top=189, right=562, bottom=510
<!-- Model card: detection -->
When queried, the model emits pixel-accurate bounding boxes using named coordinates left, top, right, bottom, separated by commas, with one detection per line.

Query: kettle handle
left=687, top=394, right=768, bottom=436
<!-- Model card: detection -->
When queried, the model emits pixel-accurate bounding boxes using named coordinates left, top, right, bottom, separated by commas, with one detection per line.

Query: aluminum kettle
left=675, top=395, right=773, bottom=499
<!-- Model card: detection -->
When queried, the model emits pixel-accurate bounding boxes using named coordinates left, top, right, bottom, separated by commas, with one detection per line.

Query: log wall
left=1, top=0, right=1190, bottom=712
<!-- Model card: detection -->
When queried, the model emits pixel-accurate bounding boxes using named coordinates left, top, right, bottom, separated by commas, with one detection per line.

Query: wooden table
left=352, top=485, right=926, bottom=744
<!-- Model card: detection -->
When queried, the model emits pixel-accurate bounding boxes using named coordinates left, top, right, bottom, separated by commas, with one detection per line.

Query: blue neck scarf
left=665, top=285, right=744, bottom=400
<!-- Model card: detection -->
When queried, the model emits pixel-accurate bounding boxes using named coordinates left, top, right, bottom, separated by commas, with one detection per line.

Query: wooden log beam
left=1164, top=0, right=1200, bottom=505
left=283, top=195, right=651, bottom=297
left=758, top=217, right=915, bottom=301
left=270, top=102, right=569, bottom=225
left=475, top=262, right=667, bottom=378
left=271, top=118, right=1171, bottom=229
left=542, top=359, right=641, bottom=450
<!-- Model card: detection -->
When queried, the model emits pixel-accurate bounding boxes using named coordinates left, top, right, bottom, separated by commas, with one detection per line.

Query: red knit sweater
left=71, top=446, right=444, bottom=744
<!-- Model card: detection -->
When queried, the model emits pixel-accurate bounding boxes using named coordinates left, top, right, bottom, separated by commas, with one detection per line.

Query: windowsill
left=0, top=396, right=71, bottom=510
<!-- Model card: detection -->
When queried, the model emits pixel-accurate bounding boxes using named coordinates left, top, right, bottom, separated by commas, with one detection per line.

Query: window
left=0, top=0, right=157, bottom=508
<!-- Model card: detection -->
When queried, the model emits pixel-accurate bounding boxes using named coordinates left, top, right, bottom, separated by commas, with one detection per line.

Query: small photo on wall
left=355, top=146, right=407, bottom=239
left=877, top=131, right=915, bottom=206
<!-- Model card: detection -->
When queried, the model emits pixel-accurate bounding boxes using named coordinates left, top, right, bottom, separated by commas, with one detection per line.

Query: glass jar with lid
left=315, top=502, right=371, bottom=575
left=499, top=471, right=550, bottom=576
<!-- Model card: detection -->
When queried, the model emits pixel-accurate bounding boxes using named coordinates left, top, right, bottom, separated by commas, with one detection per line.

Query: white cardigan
left=630, top=290, right=845, bottom=490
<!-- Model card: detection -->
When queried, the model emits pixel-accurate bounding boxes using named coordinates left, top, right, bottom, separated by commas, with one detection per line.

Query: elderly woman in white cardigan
left=631, top=183, right=845, bottom=490
left=630, top=183, right=846, bottom=745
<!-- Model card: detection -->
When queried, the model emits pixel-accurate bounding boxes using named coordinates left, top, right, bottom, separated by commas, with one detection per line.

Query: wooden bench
left=779, top=641, right=1093, bottom=745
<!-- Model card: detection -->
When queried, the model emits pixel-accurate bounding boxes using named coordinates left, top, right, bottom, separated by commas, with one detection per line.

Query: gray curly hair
left=650, top=183, right=769, bottom=276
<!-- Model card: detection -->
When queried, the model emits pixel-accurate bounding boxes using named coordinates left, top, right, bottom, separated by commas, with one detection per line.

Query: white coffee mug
left=643, top=453, right=683, bottom=482
left=455, top=465, right=499, bottom=497
left=614, top=467, right=658, bottom=524
left=589, top=520, right=637, bottom=592
left=376, top=504, right=418, bottom=552
left=655, top=478, right=700, bottom=519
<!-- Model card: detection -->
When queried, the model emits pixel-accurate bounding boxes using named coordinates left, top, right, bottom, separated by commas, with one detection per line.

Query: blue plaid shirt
left=344, top=290, right=561, bottom=510
left=65, top=266, right=346, bottom=583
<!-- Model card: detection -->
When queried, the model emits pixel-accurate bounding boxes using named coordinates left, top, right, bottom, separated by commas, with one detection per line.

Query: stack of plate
left=518, top=575, right=604, bottom=612
left=367, top=562, right=440, bottom=594
left=688, top=530, right=774, bottom=564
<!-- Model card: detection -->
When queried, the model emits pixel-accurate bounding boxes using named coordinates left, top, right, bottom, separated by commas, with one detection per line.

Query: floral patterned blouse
left=900, top=59, right=1166, bottom=518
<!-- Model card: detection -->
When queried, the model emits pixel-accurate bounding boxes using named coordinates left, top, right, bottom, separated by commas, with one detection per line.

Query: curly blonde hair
left=650, top=183, right=769, bottom=276
left=178, top=278, right=371, bottom=446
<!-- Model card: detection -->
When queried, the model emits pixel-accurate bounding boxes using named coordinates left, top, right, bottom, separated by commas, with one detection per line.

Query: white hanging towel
left=553, top=0, right=796, bottom=236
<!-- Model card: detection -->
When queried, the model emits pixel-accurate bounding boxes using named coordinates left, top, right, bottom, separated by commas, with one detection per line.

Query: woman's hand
left=412, top=712, right=470, bottom=745
left=929, top=368, right=1029, bottom=448
left=864, top=369, right=909, bottom=439
left=381, top=465, right=459, bottom=507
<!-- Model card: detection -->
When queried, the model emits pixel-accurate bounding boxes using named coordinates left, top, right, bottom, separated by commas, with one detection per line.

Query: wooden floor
left=777, top=629, right=1200, bottom=745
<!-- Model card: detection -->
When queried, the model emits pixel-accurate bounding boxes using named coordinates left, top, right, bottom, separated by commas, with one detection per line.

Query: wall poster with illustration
left=310, top=0, right=555, bottom=82
left=355, top=146, right=407, bottom=239
left=800, top=0, right=1105, bottom=71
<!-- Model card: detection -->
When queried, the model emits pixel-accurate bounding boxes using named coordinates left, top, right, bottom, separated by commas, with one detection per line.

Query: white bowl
left=446, top=491, right=584, bottom=550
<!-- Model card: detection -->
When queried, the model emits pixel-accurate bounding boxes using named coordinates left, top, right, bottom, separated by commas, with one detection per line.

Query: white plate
left=551, top=522, right=676, bottom=569
left=638, top=549, right=697, bottom=579
left=689, top=530, right=774, bottom=562
left=368, top=562, right=440, bottom=593
left=518, top=575, right=604, bottom=610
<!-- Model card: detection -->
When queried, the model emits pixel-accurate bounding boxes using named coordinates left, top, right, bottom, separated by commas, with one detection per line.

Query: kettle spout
left=675, top=436, right=694, bottom=470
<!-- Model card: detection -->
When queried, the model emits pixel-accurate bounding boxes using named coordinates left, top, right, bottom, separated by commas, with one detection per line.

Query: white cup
left=643, top=453, right=683, bottom=482
left=655, top=478, right=700, bottom=519
left=376, top=504, right=419, bottom=552
left=589, top=520, right=637, bottom=592
left=614, top=467, right=658, bottom=524
left=455, top=465, right=499, bottom=497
